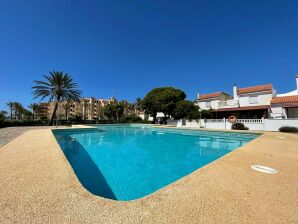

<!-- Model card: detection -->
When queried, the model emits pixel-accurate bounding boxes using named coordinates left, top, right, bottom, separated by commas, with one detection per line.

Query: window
left=205, top=101, right=211, bottom=107
left=249, top=96, right=258, bottom=104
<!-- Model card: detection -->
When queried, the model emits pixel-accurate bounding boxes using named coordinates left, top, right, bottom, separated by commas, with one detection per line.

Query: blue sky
left=1, top=0, right=298, bottom=110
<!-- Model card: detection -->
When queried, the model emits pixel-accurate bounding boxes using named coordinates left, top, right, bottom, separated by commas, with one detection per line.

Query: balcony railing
left=217, top=100, right=239, bottom=108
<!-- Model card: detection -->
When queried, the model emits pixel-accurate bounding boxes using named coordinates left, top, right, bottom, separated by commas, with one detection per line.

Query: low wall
left=177, top=118, right=298, bottom=131
left=264, top=119, right=298, bottom=131
left=167, top=120, right=178, bottom=126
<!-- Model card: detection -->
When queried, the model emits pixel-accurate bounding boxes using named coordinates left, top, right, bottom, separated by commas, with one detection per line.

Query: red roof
left=238, top=84, right=273, bottom=95
left=199, top=92, right=228, bottom=100
left=271, top=95, right=298, bottom=104
left=215, top=105, right=270, bottom=112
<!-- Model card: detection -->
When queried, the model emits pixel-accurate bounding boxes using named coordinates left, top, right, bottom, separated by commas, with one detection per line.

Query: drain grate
left=251, top=165, right=278, bottom=174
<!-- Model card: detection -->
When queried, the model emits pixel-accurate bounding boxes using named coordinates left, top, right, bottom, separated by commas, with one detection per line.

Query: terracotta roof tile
left=238, top=84, right=273, bottom=95
left=199, top=92, right=228, bottom=100
left=271, top=95, right=298, bottom=104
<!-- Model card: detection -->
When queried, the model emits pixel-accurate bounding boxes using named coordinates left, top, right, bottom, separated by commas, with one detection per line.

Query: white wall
left=238, top=92, right=273, bottom=107
left=167, top=120, right=178, bottom=126
left=198, top=100, right=219, bottom=110
left=177, top=118, right=298, bottom=131
left=198, top=92, right=273, bottom=110
left=264, top=119, right=298, bottom=131
left=270, top=105, right=287, bottom=119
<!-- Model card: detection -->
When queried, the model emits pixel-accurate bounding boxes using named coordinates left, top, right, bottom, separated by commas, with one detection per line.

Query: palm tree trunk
left=49, top=102, right=58, bottom=125
left=65, top=108, right=68, bottom=124
left=56, top=103, right=59, bottom=127
left=14, top=107, right=17, bottom=121
left=10, top=105, right=12, bottom=121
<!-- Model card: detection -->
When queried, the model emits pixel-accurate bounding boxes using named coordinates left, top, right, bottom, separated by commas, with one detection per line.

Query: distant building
left=196, top=75, right=298, bottom=119
left=37, top=97, right=118, bottom=120
left=35, top=102, right=50, bottom=120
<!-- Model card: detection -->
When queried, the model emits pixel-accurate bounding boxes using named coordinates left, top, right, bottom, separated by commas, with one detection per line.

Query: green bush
left=0, top=120, right=48, bottom=128
left=279, top=126, right=298, bottom=133
left=120, top=115, right=150, bottom=124
left=231, top=122, right=249, bottom=130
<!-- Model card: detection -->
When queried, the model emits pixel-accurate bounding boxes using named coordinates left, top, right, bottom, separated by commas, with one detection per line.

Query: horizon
left=1, top=0, right=298, bottom=111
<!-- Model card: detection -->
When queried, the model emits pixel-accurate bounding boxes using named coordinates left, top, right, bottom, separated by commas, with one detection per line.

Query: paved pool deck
left=0, top=126, right=60, bottom=148
left=0, top=127, right=297, bottom=223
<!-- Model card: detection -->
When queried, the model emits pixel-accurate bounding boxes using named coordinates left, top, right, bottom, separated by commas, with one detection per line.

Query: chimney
left=196, top=90, right=200, bottom=100
left=233, top=84, right=238, bottom=100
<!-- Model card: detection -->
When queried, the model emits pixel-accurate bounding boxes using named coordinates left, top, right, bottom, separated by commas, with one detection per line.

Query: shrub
left=0, top=120, right=48, bottom=128
left=120, top=115, right=149, bottom=124
left=279, top=126, right=298, bottom=133
left=231, top=122, right=249, bottom=130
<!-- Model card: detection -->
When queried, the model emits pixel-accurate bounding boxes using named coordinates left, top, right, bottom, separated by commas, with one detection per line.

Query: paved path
left=0, top=126, right=63, bottom=148
left=0, top=129, right=297, bottom=223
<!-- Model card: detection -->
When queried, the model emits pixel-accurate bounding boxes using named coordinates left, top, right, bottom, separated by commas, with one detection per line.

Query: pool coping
left=0, top=125, right=297, bottom=223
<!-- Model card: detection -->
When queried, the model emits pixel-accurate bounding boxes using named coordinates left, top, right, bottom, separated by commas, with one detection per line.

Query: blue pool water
left=53, top=124, right=259, bottom=201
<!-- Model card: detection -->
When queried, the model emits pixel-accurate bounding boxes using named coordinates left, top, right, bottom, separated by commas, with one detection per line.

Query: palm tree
left=62, top=102, right=70, bottom=123
left=29, top=103, right=39, bottom=120
left=0, top=110, right=7, bottom=121
left=6, top=102, right=14, bottom=121
left=135, top=98, right=143, bottom=116
left=23, top=109, right=32, bottom=120
left=32, top=71, right=82, bottom=126
left=14, top=102, right=24, bottom=121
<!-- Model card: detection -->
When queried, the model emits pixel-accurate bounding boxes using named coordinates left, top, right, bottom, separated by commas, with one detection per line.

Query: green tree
left=32, top=71, right=82, bottom=126
left=0, top=110, right=7, bottom=122
left=134, top=98, right=143, bottom=116
left=104, top=101, right=125, bottom=122
left=62, top=102, right=70, bottom=123
left=200, top=109, right=212, bottom=119
left=14, top=102, right=24, bottom=121
left=29, top=103, right=39, bottom=120
left=142, top=87, right=186, bottom=121
left=6, top=102, right=14, bottom=121
left=172, top=100, right=199, bottom=120
left=116, top=101, right=125, bottom=122
left=22, top=109, right=33, bottom=120
left=104, top=103, right=117, bottom=121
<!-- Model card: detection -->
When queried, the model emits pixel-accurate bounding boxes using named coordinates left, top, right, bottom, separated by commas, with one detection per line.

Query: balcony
left=217, top=100, right=239, bottom=109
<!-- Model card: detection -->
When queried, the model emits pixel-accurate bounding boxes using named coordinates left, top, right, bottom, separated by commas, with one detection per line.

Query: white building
left=270, top=75, right=298, bottom=118
left=197, top=92, right=232, bottom=110
left=178, top=75, right=298, bottom=131
left=197, top=84, right=276, bottom=119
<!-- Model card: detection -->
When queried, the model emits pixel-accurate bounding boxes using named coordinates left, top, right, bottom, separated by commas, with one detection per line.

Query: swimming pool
left=53, top=125, right=259, bottom=201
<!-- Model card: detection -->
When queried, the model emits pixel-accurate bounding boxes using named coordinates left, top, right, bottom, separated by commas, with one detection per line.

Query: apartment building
left=35, top=102, right=50, bottom=119
left=37, top=97, right=117, bottom=120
